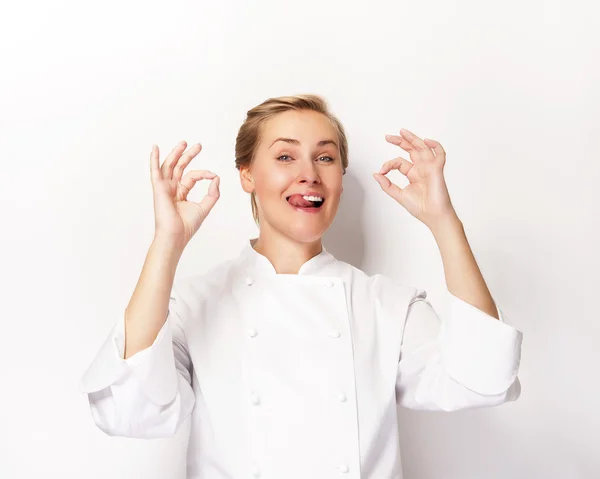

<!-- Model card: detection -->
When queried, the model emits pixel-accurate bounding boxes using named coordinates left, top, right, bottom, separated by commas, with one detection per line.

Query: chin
left=286, top=226, right=327, bottom=244
left=278, top=217, right=332, bottom=244
left=259, top=202, right=338, bottom=244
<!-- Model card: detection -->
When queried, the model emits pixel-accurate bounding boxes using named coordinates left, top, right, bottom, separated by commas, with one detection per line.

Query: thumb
left=373, top=173, right=403, bottom=204
left=197, top=176, right=220, bottom=216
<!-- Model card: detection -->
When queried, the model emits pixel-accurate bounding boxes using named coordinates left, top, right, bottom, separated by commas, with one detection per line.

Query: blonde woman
left=80, top=95, right=523, bottom=479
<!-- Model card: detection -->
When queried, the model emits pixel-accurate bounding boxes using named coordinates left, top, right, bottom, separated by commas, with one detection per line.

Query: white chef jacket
left=79, top=240, right=523, bottom=479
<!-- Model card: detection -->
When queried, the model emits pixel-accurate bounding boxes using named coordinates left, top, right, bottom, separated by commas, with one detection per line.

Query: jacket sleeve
left=78, top=289, right=195, bottom=438
left=396, top=288, right=523, bottom=411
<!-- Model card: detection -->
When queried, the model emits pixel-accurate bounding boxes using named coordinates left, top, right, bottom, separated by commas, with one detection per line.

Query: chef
left=80, top=94, right=523, bottom=479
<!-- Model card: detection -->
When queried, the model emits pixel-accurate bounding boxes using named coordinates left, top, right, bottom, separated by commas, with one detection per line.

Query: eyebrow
left=269, top=138, right=338, bottom=149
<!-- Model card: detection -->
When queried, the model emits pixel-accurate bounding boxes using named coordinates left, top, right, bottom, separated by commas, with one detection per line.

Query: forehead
left=261, top=110, right=337, bottom=143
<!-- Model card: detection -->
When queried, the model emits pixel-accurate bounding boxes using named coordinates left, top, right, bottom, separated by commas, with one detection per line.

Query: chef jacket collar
left=241, top=238, right=336, bottom=277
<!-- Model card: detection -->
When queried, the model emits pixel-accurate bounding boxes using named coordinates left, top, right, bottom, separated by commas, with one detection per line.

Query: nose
left=297, top=159, right=321, bottom=185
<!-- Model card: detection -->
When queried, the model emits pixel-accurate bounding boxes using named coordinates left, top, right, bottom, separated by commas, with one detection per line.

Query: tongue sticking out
left=287, top=194, right=315, bottom=208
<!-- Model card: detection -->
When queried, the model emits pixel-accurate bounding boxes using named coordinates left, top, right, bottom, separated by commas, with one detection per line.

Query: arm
left=429, top=214, right=525, bottom=399
left=83, top=308, right=195, bottom=438
left=430, top=214, right=499, bottom=320
left=124, top=235, right=183, bottom=358
left=396, top=290, right=522, bottom=411
left=79, top=141, right=220, bottom=438
left=396, top=213, right=522, bottom=411
left=374, top=128, right=523, bottom=410
left=78, top=238, right=195, bottom=438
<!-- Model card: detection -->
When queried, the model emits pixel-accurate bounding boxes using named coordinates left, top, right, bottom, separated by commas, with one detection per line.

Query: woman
left=80, top=95, right=523, bottom=479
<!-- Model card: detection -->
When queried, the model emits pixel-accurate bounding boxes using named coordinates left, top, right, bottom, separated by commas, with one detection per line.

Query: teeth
left=303, top=195, right=323, bottom=202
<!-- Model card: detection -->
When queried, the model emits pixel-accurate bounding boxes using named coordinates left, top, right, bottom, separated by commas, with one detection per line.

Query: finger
left=399, top=129, right=428, bottom=151
left=161, top=141, right=188, bottom=180
left=173, top=143, right=202, bottom=182
left=150, top=145, right=162, bottom=183
left=179, top=170, right=217, bottom=195
left=385, top=134, right=419, bottom=155
left=373, top=173, right=403, bottom=203
left=379, top=156, right=413, bottom=176
left=207, top=175, right=220, bottom=199
left=200, top=175, right=220, bottom=210
left=379, top=158, right=402, bottom=175
left=385, top=134, right=408, bottom=149
left=423, top=138, right=446, bottom=160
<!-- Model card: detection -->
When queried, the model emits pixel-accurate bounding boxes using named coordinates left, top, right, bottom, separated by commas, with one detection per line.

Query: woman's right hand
left=150, top=141, right=220, bottom=249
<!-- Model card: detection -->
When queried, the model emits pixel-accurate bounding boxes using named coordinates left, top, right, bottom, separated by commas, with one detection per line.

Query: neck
left=252, top=230, right=323, bottom=275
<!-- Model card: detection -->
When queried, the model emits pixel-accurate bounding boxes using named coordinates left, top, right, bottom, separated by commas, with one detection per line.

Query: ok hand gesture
left=373, top=129, right=458, bottom=230
left=150, top=141, right=220, bottom=248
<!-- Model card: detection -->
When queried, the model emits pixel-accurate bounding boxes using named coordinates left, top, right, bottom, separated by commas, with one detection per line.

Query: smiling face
left=240, top=109, right=344, bottom=244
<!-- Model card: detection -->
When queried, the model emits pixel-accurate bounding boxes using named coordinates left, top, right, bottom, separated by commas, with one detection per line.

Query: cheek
left=254, top=166, right=292, bottom=197
left=325, top=173, right=344, bottom=196
left=326, top=184, right=344, bottom=210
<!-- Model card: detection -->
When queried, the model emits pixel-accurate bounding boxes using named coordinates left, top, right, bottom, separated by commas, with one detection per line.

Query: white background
left=1, top=0, right=598, bottom=478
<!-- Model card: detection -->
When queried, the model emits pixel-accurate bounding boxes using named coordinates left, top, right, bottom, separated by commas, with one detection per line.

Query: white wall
left=1, top=0, right=598, bottom=477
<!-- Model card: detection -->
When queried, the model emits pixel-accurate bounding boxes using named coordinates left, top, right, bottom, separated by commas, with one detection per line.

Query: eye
left=277, top=154, right=292, bottom=162
left=318, top=156, right=334, bottom=163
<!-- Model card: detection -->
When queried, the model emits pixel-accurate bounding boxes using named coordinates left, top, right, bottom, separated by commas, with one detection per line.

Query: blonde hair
left=234, top=94, right=349, bottom=225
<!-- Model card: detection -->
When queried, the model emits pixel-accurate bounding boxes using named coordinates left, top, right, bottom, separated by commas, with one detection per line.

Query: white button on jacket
left=79, top=241, right=523, bottom=479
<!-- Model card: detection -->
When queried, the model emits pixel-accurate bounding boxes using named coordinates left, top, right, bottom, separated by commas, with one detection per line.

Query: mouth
left=286, top=194, right=325, bottom=212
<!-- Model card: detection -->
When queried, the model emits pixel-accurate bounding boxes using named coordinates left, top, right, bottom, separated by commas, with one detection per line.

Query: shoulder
left=168, top=257, right=240, bottom=320
left=369, top=274, right=427, bottom=305
left=334, top=258, right=427, bottom=306
left=175, top=257, right=237, bottom=295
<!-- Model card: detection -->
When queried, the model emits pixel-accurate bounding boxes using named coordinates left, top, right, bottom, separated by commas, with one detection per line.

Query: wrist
left=151, top=234, right=186, bottom=258
left=428, top=213, right=463, bottom=237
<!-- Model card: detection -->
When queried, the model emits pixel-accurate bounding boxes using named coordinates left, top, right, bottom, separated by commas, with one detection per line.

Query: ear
left=240, top=165, right=254, bottom=194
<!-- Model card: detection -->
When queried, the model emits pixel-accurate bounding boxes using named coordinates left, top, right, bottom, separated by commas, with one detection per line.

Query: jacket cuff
left=440, top=290, right=523, bottom=395
left=79, top=315, right=178, bottom=406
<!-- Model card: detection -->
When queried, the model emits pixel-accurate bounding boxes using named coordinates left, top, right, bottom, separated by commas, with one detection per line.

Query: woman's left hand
left=373, top=128, right=458, bottom=230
